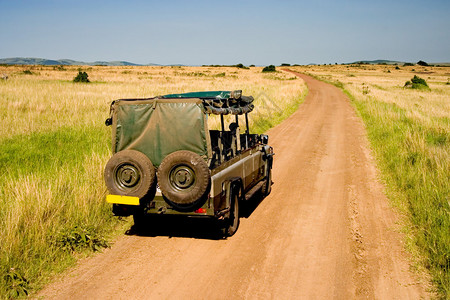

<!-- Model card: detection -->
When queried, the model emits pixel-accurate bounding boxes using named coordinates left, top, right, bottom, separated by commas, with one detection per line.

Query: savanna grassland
left=0, top=65, right=306, bottom=298
left=291, top=64, right=450, bottom=297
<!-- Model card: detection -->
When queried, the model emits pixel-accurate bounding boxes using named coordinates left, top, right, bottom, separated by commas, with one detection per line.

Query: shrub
left=411, top=75, right=428, bottom=86
left=235, top=63, right=249, bottom=69
left=23, top=70, right=33, bottom=75
left=262, top=65, right=276, bottom=73
left=404, top=75, right=429, bottom=90
left=53, top=65, right=66, bottom=71
left=73, top=71, right=90, bottom=83
left=362, top=85, right=370, bottom=95
left=403, top=63, right=414, bottom=67
left=395, top=66, right=400, bottom=70
left=417, top=60, right=429, bottom=66
left=54, top=225, right=109, bottom=252
left=280, top=63, right=291, bottom=66
left=3, top=268, right=29, bottom=298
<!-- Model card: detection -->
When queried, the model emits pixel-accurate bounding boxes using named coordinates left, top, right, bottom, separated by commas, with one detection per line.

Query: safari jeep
left=104, top=90, right=273, bottom=236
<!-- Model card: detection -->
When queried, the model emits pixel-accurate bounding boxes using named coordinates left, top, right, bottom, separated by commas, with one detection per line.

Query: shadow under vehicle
left=104, top=90, right=274, bottom=237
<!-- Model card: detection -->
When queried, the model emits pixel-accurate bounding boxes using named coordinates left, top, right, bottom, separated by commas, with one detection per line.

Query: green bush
left=235, top=63, right=249, bottom=69
left=262, top=65, right=276, bottom=73
left=3, top=268, right=29, bottom=298
left=53, top=65, right=66, bottom=71
left=417, top=60, right=429, bottom=66
left=362, top=85, right=370, bottom=95
left=54, top=225, right=109, bottom=252
left=411, top=75, right=428, bottom=86
left=403, top=63, right=414, bottom=67
left=73, top=71, right=90, bottom=83
left=404, top=75, right=429, bottom=90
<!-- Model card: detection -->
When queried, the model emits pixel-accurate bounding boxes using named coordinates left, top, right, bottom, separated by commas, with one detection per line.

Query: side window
left=208, top=112, right=251, bottom=168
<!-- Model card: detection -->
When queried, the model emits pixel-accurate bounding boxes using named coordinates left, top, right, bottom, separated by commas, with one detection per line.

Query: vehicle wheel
left=222, top=191, right=240, bottom=237
left=157, top=150, right=210, bottom=211
left=261, top=167, right=272, bottom=196
left=104, top=150, right=156, bottom=198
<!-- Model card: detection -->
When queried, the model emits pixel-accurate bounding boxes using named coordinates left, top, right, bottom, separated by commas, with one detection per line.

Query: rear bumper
left=106, top=193, right=215, bottom=217
left=106, top=194, right=140, bottom=206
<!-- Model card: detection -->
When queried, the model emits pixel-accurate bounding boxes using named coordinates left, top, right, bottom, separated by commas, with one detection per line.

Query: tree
left=417, top=60, right=429, bottom=66
left=262, top=65, right=276, bottom=72
left=73, top=71, right=90, bottom=83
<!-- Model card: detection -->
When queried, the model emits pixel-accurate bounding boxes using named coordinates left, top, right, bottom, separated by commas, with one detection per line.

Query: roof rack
left=161, top=90, right=254, bottom=115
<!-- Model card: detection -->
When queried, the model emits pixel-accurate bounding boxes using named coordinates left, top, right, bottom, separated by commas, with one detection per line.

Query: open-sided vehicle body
left=104, top=90, right=273, bottom=236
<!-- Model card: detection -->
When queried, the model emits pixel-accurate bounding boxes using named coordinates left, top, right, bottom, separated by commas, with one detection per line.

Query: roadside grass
left=293, top=65, right=449, bottom=298
left=347, top=92, right=449, bottom=296
left=0, top=65, right=306, bottom=298
left=0, top=125, right=122, bottom=298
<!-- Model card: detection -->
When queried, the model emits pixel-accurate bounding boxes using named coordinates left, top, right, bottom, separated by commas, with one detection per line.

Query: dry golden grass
left=0, top=65, right=303, bottom=137
left=0, top=64, right=306, bottom=298
left=295, top=64, right=449, bottom=120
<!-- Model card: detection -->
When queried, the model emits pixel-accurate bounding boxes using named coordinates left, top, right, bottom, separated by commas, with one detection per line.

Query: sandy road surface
left=39, top=72, right=428, bottom=299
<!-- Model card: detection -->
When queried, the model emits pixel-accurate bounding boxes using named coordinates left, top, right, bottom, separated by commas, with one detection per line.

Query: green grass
left=343, top=90, right=449, bottom=297
left=0, top=125, right=129, bottom=298
left=0, top=126, right=107, bottom=176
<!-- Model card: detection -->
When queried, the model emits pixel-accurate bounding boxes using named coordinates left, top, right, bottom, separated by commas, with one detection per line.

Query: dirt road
left=39, top=72, right=428, bottom=299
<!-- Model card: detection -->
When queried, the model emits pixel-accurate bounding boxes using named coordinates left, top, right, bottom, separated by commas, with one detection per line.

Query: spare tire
left=104, top=150, right=156, bottom=198
left=157, top=150, right=210, bottom=211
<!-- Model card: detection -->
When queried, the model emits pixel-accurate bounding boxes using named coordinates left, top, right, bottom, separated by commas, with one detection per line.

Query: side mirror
left=260, top=134, right=269, bottom=144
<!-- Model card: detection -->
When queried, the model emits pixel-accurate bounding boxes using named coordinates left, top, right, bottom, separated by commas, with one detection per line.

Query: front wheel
left=222, top=192, right=240, bottom=237
left=261, top=167, right=272, bottom=196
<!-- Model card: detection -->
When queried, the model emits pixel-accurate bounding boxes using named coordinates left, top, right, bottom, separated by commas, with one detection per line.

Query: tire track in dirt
left=38, top=72, right=428, bottom=299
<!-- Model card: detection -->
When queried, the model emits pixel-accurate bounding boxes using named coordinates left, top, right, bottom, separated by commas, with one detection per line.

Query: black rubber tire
left=261, top=166, right=272, bottom=196
left=223, top=191, right=240, bottom=237
left=104, top=150, right=156, bottom=198
left=157, top=150, right=210, bottom=211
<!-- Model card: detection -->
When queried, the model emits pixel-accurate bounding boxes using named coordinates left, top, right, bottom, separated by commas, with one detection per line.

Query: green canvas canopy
left=111, top=99, right=209, bottom=167
left=107, top=91, right=254, bottom=166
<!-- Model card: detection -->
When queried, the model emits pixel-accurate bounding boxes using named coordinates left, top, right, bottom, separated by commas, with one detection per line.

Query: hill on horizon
left=1, top=57, right=449, bottom=67
left=346, top=59, right=450, bottom=66
left=348, top=59, right=406, bottom=65
left=0, top=57, right=160, bottom=66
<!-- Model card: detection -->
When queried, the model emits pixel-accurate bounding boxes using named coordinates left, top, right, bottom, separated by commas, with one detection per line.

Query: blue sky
left=0, top=0, right=449, bottom=65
